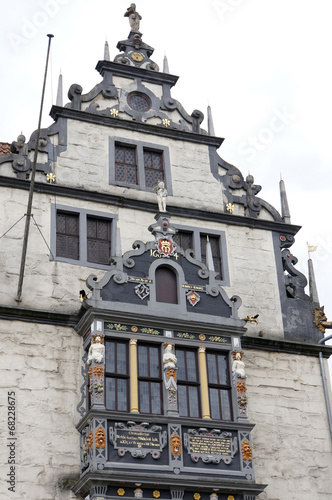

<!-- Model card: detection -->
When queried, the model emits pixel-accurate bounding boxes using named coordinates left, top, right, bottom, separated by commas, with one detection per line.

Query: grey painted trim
left=50, top=204, right=118, bottom=270
left=173, top=223, right=230, bottom=286
left=50, top=106, right=223, bottom=147
left=109, top=136, right=173, bottom=195
left=96, top=60, right=179, bottom=87
left=0, top=177, right=302, bottom=236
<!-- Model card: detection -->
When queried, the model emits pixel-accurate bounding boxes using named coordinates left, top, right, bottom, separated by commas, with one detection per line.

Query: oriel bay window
left=102, top=339, right=233, bottom=421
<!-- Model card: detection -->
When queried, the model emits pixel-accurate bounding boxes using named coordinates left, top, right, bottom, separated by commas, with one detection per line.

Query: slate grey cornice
left=49, top=105, right=224, bottom=147
left=0, top=176, right=301, bottom=236
left=96, top=60, right=179, bottom=87
left=1, top=305, right=331, bottom=358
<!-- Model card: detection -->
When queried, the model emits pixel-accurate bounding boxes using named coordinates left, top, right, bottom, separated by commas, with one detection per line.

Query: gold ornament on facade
left=166, top=368, right=177, bottom=381
left=232, top=351, right=243, bottom=361
left=95, top=426, right=106, bottom=449
left=198, top=334, right=206, bottom=341
left=46, top=173, right=56, bottom=183
left=227, top=496, right=235, bottom=500
left=86, top=430, right=93, bottom=451
left=170, top=433, right=181, bottom=456
left=110, top=108, right=119, bottom=117
left=153, top=491, right=160, bottom=498
left=241, top=439, right=252, bottom=461
left=193, top=494, right=201, bottom=500
left=243, top=314, right=259, bottom=325
left=226, top=203, right=234, bottom=214
left=237, top=380, right=246, bottom=394
left=313, top=306, right=332, bottom=333
left=131, top=325, right=138, bottom=332
left=117, top=488, right=125, bottom=496
left=162, top=118, right=170, bottom=127
left=94, top=366, right=104, bottom=377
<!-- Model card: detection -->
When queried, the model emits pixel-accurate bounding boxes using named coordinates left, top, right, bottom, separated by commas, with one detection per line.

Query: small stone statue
left=163, top=343, right=177, bottom=369
left=154, top=180, right=168, bottom=212
left=313, top=306, right=332, bottom=333
left=232, top=352, right=246, bottom=379
left=124, top=3, right=142, bottom=32
left=87, top=334, right=105, bottom=364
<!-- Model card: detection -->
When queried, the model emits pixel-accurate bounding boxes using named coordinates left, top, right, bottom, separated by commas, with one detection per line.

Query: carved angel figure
left=87, top=335, right=105, bottom=364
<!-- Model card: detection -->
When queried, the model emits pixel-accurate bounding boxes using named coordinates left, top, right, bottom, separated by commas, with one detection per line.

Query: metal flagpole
left=16, top=34, right=54, bottom=302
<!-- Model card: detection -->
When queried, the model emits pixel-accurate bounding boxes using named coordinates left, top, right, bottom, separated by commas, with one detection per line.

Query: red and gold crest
left=186, top=290, right=200, bottom=307
left=157, top=238, right=175, bottom=257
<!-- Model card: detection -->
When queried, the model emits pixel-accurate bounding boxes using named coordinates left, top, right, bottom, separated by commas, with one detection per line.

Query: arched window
left=155, top=265, right=178, bottom=304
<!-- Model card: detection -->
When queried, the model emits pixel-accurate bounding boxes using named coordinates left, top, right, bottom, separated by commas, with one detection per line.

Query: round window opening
left=127, top=92, right=151, bottom=112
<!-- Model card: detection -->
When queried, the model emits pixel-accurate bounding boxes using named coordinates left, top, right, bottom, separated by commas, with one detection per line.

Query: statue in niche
left=124, top=3, right=142, bottom=32
left=163, top=343, right=177, bottom=369
left=241, top=439, right=252, bottom=461
left=87, top=334, right=105, bottom=364
left=154, top=180, right=168, bottom=212
left=232, top=352, right=246, bottom=379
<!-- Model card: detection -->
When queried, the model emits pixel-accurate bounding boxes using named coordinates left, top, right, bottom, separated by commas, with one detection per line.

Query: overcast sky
left=1, top=0, right=332, bottom=348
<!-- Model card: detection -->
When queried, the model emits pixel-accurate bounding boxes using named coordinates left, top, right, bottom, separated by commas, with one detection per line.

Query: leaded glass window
left=56, top=211, right=79, bottom=260
left=138, top=344, right=162, bottom=415
left=115, top=144, right=138, bottom=185
left=105, top=340, right=129, bottom=412
left=144, top=149, right=164, bottom=188
left=177, top=348, right=200, bottom=418
left=207, top=351, right=232, bottom=421
left=87, top=217, right=111, bottom=265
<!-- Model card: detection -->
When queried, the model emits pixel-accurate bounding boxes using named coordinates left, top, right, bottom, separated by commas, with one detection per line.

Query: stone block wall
left=0, top=320, right=83, bottom=500
left=245, top=348, right=332, bottom=499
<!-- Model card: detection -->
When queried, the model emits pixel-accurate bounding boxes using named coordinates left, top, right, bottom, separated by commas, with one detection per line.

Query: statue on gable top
left=124, top=3, right=142, bottom=32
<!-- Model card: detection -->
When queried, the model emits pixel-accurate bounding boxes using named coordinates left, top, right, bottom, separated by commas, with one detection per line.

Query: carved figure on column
left=124, top=4, right=142, bottom=31
left=163, top=343, right=177, bottom=368
left=154, top=180, right=168, bottom=212
left=232, top=351, right=246, bottom=378
left=87, top=334, right=105, bottom=364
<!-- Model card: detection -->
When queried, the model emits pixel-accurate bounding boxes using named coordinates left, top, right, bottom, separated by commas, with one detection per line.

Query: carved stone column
left=130, top=338, right=139, bottom=413
left=198, top=346, right=210, bottom=419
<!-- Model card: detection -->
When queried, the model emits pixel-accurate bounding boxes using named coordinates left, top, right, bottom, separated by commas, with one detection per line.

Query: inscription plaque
left=109, top=422, right=167, bottom=459
left=183, top=428, right=238, bottom=465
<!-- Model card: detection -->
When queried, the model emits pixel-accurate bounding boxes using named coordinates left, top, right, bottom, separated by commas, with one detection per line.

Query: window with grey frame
left=105, top=340, right=129, bottom=412
left=109, top=137, right=172, bottom=194
left=206, top=350, right=232, bottom=421
left=52, top=206, right=116, bottom=269
left=176, top=347, right=201, bottom=418
left=173, top=227, right=227, bottom=282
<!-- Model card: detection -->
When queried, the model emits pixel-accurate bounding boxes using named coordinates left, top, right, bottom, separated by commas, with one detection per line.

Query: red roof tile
left=0, top=142, right=11, bottom=155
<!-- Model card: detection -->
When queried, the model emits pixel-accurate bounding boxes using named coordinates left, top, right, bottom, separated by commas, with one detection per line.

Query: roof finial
left=124, top=4, right=142, bottom=32
left=104, top=40, right=110, bottom=61
left=56, top=72, right=63, bottom=107
left=307, top=244, right=320, bottom=307
left=163, top=55, right=169, bottom=74
left=279, top=176, right=291, bottom=224
left=207, top=105, right=215, bottom=136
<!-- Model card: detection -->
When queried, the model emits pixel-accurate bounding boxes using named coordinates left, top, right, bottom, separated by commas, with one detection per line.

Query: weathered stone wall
left=0, top=320, right=83, bottom=499
left=0, top=192, right=284, bottom=336
left=245, top=348, right=332, bottom=499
